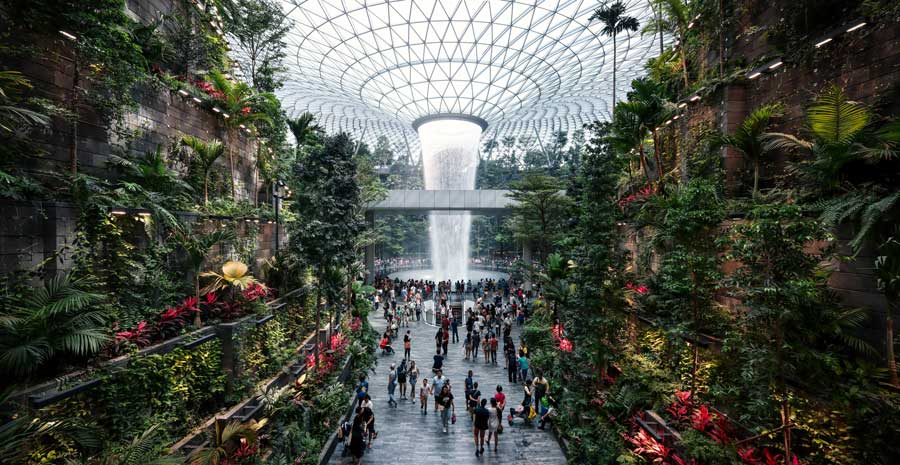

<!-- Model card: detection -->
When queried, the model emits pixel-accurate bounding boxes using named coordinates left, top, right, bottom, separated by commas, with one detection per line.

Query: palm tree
left=643, top=0, right=692, bottom=88
left=0, top=274, right=108, bottom=379
left=608, top=101, right=650, bottom=182
left=288, top=112, right=324, bottom=147
left=188, top=420, right=265, bottom=465
left=206, top=71, right=276, bottom=199
left=181, top=136, right=225, bottom=205
left=719, top=103, right=783, bottom=197
left=627, top=78, right=673, bottom=182
left=589, top=2, right=640, bottom=111
left=540, top=253, right=576, bottom=321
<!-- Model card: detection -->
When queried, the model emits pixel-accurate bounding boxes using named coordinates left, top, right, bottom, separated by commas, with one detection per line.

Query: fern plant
left=0, top=274, right=109, bottom=380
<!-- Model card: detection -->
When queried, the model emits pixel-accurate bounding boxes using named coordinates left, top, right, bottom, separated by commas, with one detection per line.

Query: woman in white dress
left=486, top=397, right=501, bottom=453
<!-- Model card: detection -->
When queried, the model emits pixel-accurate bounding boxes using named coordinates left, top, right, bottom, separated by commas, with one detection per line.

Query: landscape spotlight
left=192, top=97, right=202, bottom=103
left=748, top=71, right=762, bottom=79
left=59, top=31, right=77, bottom=41
left=111, top=209, right=127, bottom=215
left=768, top=61, right=783, bottom=70
left=689, top=95, right=701, bottom=102
left=814, top=37, right=833, bottom=48
left=178, top=89, right=189, bottom=96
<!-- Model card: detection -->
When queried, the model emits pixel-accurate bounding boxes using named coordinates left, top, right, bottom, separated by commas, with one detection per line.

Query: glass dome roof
left=275, top=0, right=665, bottom=156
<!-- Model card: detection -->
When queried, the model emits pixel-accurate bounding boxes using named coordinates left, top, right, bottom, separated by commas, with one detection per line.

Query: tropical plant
left=0, top=274, right=108, bottom=380
left=174, top=226, right=235, bottom=327
left=75, top=423, right=179, bottom=465
left=181, top=135, right=225, bottom=204
left=0, top=70, right=51, bottom=135
left=200, top=261, right=262, bottom=296
left=221, top=0, right=291, bottom=93
left=719, top=103, right=783, bottom=197
left=643, top=0, right=692, bottom=88
left=287, top=112, right=323, bottom=147
left=540, top=253, right=576, bottom=320
left=874, top=233, right=900, bottom=387
left=765, top=86, right=872, bottom=190
left=589, top=1, right=640, bottom=108
left=188, top=419, right=266, bottom=465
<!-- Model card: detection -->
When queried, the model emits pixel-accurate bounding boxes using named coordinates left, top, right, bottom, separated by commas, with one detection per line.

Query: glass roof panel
left=274, top=0, right=667, bottom=158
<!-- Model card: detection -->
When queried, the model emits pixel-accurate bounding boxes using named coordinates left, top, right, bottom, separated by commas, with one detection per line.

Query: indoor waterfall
left=417, top=118, right=482, bottom=280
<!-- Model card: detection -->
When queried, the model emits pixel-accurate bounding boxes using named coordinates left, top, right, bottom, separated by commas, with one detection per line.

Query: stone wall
left=1, top=0, right=272, bottom=274
left=668, top=2, right=900, bottom=346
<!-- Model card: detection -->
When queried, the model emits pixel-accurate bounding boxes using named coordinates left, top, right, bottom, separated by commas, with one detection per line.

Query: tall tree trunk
left=753, top=158, right=760, bottom=198
left=776, top=328, right=792, bottom=462
left=887, top=304, right=899, bottom=387
left=194, top=273, right=202, bottom=328
left=638, top=143, right=651, bottom=183
left=612, top=33, right=617, bottom=109
left=314, top=270, right=324, bottom=372
left=680, top=35, right=690, bottom=88
left=204, top=175, right=210, bottom=205
left=254, top=164, right=259, bottom=207
left=653, top=130, right=664, bottom=183
left=229, top=144, right=236, bottom=200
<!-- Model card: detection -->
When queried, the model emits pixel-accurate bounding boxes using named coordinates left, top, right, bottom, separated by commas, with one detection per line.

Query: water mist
left=417, top=118, right=482, bottom=280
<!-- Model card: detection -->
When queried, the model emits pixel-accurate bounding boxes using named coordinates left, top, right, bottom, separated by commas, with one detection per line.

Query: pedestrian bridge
left=366, top=189, right=515, bottom=214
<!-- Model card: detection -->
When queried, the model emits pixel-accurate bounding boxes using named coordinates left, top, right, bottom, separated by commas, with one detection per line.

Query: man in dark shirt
left=473, top=399, right=490, bottom=456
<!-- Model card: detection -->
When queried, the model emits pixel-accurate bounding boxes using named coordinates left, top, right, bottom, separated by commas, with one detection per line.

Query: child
left=419, top=378, right=432, bottom=414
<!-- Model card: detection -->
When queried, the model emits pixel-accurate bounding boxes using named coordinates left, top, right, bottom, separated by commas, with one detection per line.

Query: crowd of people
left=343, top=275, right=557, bottom=463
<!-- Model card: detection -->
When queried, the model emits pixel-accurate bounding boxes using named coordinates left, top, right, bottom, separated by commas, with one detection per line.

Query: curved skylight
left=277, top=0, right=664, bottom=157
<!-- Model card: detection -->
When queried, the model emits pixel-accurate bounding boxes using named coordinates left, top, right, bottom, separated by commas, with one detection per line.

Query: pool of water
left=388, top=268, right=510, bottom=281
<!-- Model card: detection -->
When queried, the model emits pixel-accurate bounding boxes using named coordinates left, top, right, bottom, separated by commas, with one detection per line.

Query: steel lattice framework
left=275, top=0, right=665, bottom=158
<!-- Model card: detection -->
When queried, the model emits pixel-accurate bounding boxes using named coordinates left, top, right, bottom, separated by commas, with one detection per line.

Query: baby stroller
left=379, top=336, right=394, bottom=355
left=507, top=403, right=537, bottom=426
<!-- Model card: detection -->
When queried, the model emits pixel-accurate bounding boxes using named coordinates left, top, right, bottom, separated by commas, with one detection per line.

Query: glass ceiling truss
left=273, top=0, right=666, bottom=160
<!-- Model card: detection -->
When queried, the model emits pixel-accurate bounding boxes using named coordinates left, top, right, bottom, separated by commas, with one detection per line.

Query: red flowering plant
left=558, top=337, right=573, bottom=352
left=618, top=184, right=657, bottom=210
left=625, top=282, right=650, bottom=295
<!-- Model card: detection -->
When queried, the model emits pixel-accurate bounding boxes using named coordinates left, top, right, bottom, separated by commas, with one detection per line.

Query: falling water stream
left=418, top=118, right=482, bottom=280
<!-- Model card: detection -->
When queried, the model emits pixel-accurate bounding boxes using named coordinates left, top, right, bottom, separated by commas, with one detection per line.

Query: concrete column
left=522, top=241, right=533, bottom=292
left=364, top=210, right=376, bottom=284
left=217, top=322, right=240, bottom=395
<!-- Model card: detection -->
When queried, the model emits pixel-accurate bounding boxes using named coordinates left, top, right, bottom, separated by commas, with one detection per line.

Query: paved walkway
left=330, top=303, right=567, bottom=465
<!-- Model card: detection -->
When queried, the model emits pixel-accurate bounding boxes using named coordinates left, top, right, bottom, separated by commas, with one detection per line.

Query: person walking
left=436, top=384, right=456, bottom=433
left=467, top=382, right=481, bottom=420
left=489, top=333, right=498, bottom=365
left=408, top=360, right=419, bottom=403
left=419, top=378, right=432, bottom=414
left=507, top=348, right=518, bottom=383
left=434, top=327, right=444, bottom=355
left=387, top=364, right=399, bottom=408
left=360, top=394, right=377, bottom=447
left=398, top=359, right=408, bottom=400
left=487, top=397, right=501, bottom=452
left=432, top=369, right=447, bottom=411
left=518, top=351, right=529, bottom=382
left=482, top=333, right=491, bottom=365
left=451, top=316, right=459, bottom=343
left=442, top=325, right=450, bottom=356
left=464, top=331, right=473, bottom=360
left=472, top=330, right=481, bottom=360
left=473, top=398, right=490, bottom=456
left=533, top=369, right=549, bottom=408
left=494, top=385, right=507, bottom=421
left=403, top=330, right=412, bottom=360
left=347, top=410, right=366, bottom=464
